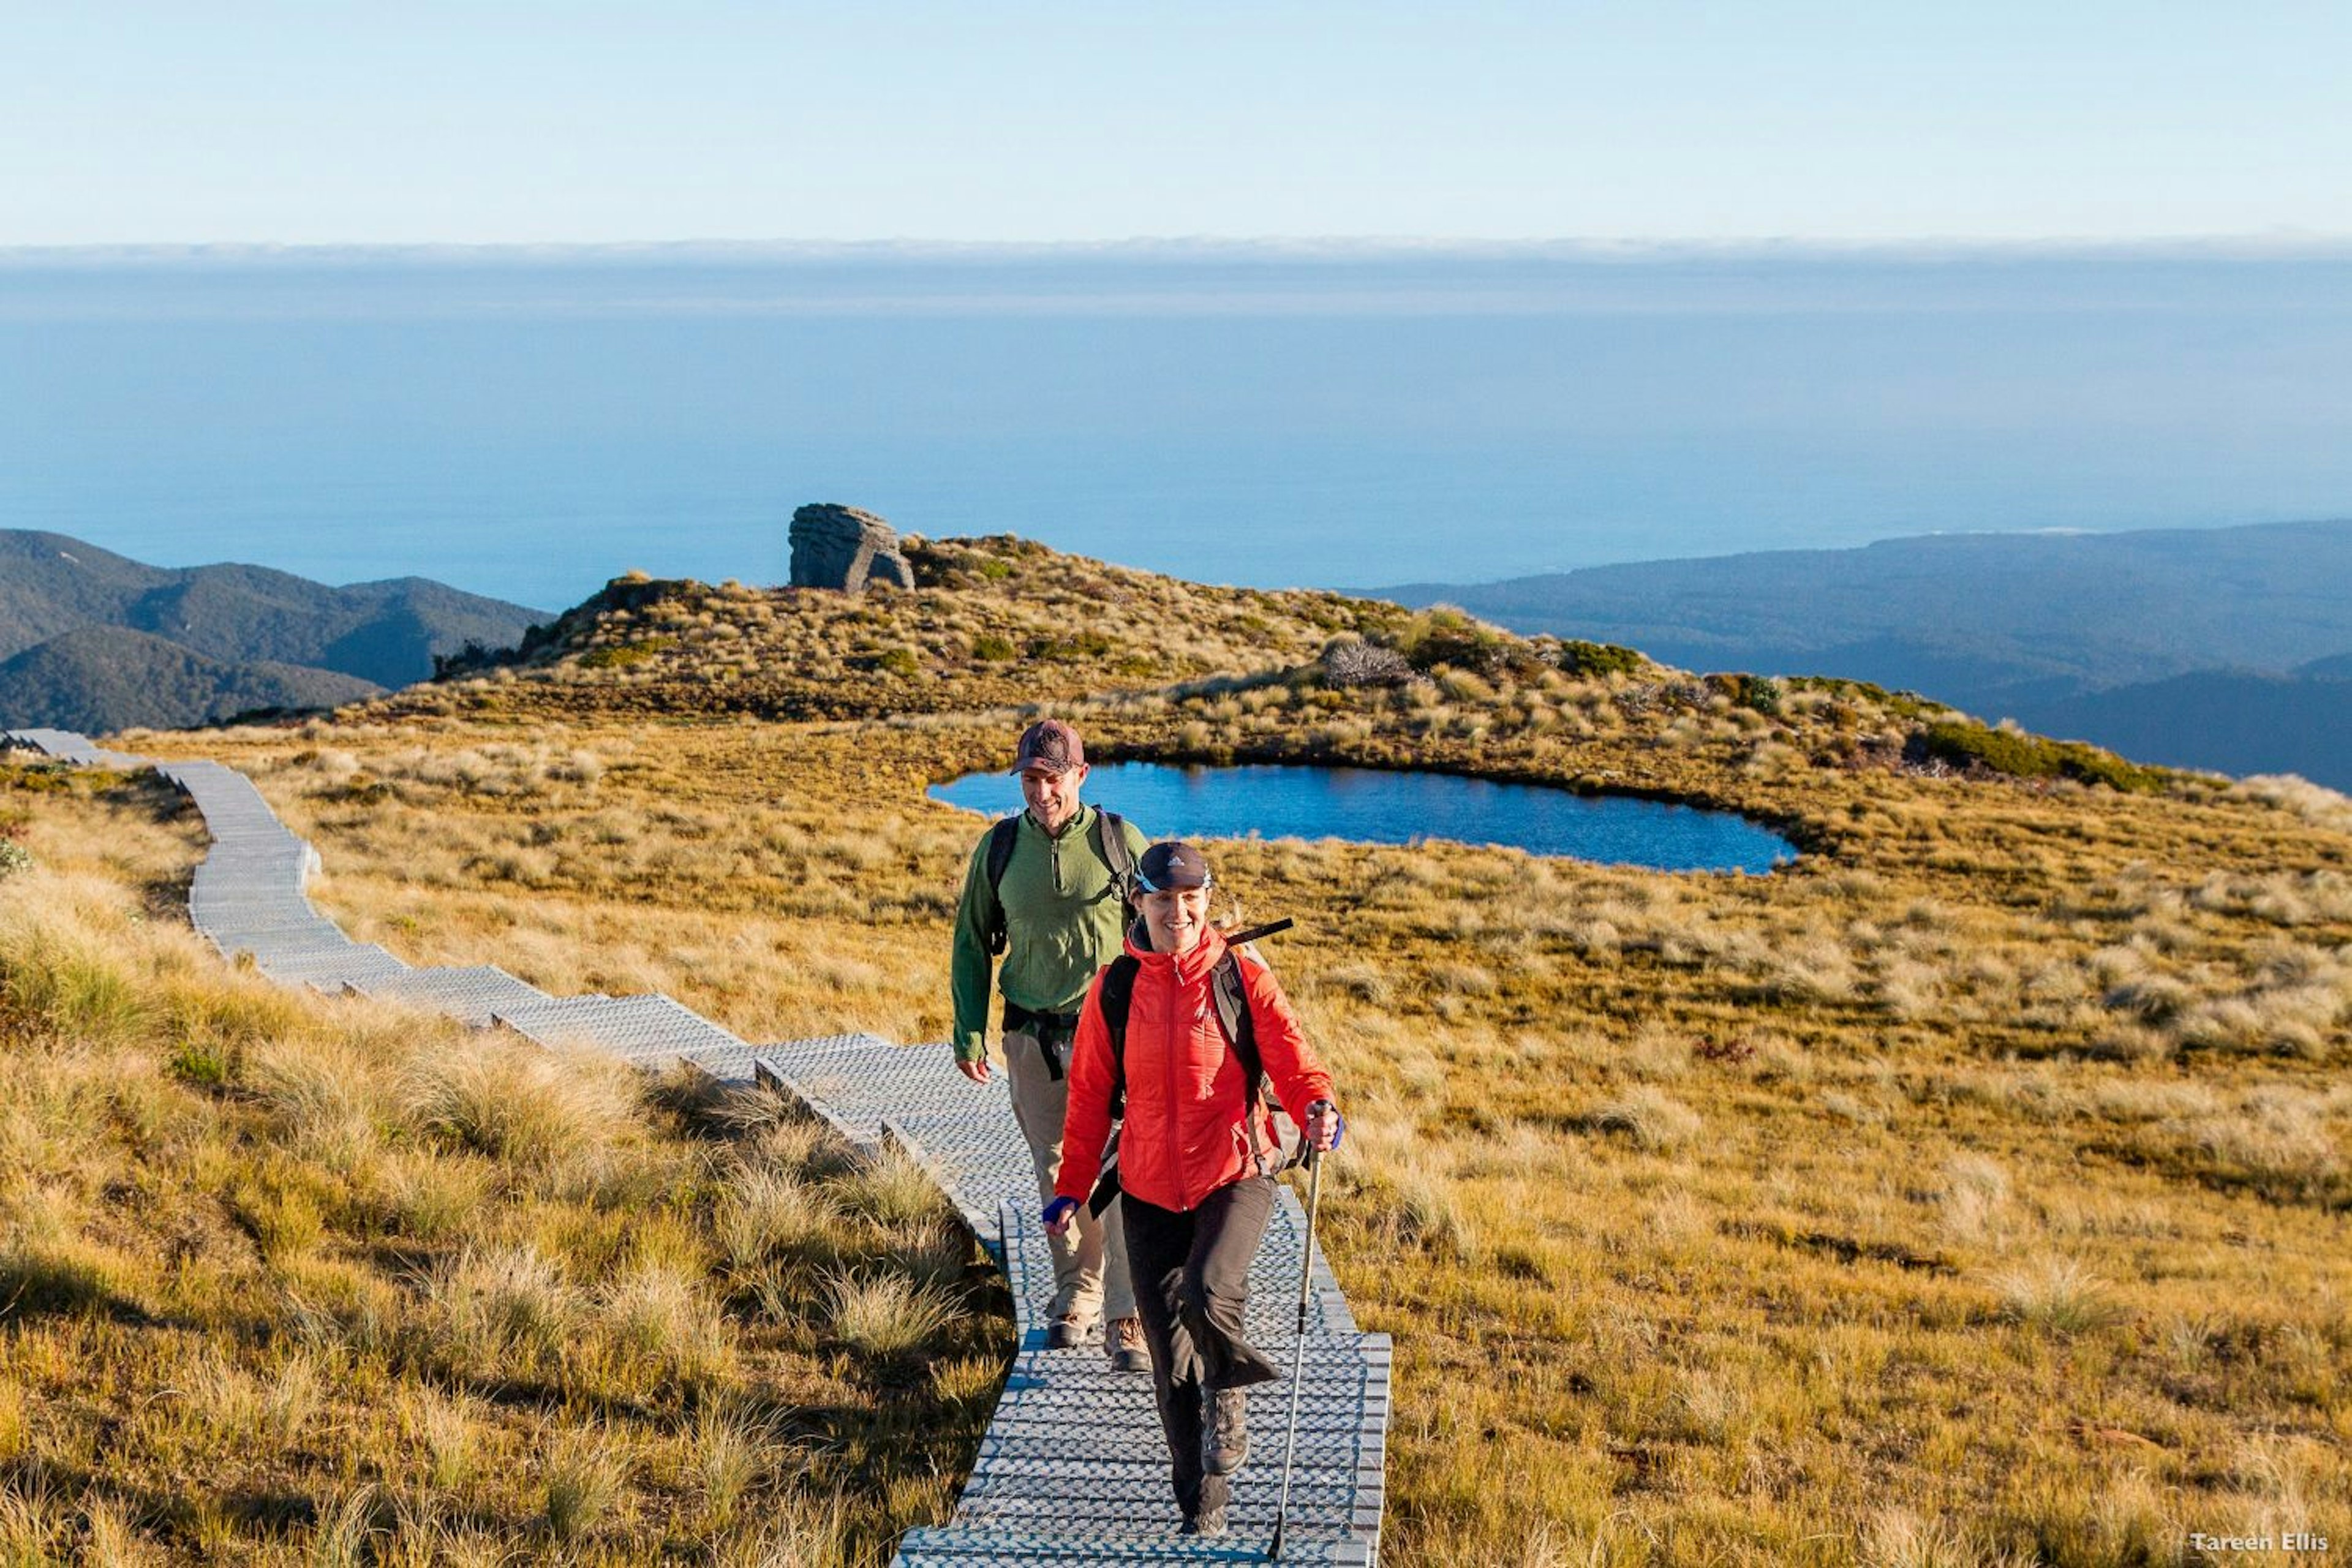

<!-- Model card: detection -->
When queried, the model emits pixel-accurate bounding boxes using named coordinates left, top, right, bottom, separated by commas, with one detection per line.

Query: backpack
left=981, top=808, right=1136, bottom=957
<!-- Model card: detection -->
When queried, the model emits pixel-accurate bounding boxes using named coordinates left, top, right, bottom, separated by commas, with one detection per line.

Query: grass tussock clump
left=1989, top=1255, right=2123, bottom=1335
left=0, top=788, right=1007, bottom=1566
left=1585, top=1085, right=1703, bottom=1151
left=407, top=1039, right=641, bottom=1174
left=822, top=1270, right=961, bottom=1356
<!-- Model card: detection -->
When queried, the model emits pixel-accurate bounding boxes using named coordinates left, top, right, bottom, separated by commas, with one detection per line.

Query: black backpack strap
left=1094, top=809, right=1139, bottom=932
left=1213, top=951, right=1296, bottom=1175
left=1098, top=954, right=1139, bottom=1120
left=982, top=815, right=1020, bottom=956
left=1085, top=954, right=1141, bottom=1218
left=1211, top=954, right=1260, bottom=1098
left=1095, top=809, right=1135, bottom=889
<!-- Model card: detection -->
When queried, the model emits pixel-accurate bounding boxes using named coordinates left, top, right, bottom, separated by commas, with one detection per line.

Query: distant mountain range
left=1384, top=519, right=2352, bottom=788
left=1, top=531, right=546, bottom=733
left=2022, top=667, right=2352, bottom=785
left=16, top=519, right=2352, bottom=785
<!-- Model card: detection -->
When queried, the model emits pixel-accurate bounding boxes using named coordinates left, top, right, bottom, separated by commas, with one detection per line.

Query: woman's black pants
left=1121, top=1177, right=1280, bottom=1522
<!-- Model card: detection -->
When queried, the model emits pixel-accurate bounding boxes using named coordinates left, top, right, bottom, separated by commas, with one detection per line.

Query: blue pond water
left=930, top=761, right=1797, bottom=873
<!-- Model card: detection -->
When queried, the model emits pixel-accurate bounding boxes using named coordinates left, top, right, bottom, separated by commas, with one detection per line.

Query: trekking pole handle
left=1300, top=1099, right=1343, bottom=1158
left=1223, top=917, right=1294, bottom=946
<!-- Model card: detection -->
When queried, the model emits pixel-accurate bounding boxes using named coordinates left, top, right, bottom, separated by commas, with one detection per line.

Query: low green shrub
left=1789, top=674, right=1939, bottom=718
left=1392, top=608, right=1507, bottom=673
left=1918, top=720, right=2168, bottom=793
left=1029, top=630, right=1115, bottom=662
left=171, top=1036, right=233, bottom=1087
left=1705, top=672, right=1785, bottom=715
left=578, top=638, right=674, bottom=671
left=1, top=764, right=75, bottom=796
left=904, top=536, right=1030, bottom=589
left=1556, top=639, right=1645, bottom=678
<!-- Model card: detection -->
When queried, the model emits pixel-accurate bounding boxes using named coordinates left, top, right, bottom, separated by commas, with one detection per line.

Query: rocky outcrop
left=789, top=504, right=914, bottom=594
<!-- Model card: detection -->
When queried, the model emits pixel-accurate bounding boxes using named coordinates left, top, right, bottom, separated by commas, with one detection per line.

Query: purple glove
left=1042, top=1195, right=1080, bottom=1233
left=1305, top=1099, right=1346, bottom=1153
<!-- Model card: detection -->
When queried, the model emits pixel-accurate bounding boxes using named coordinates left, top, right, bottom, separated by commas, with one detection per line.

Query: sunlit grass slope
left=0, top=763, right=1005, bottom=1566
left=53, top=538, right=2352, bottom=1564
left=403, top=534, right=1401, bottom=723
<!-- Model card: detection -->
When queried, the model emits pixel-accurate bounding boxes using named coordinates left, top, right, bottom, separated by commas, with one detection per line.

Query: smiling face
left=1141, top=885, right=1213, bottom=955
left=1019, top=762, right=1087, bottom=834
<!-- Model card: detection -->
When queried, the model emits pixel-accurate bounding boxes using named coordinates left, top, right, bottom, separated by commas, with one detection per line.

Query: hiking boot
left=1204, top=1387, right=1250, bottom=1476
left=1181, top=1477, right=1230, bottom=1536
left=1106, top=1315, right=1149, bottom=1373
left=1045, top=1311, right=1091, bottom=1350
left=1178, top=1501, right=1228, bottom=1537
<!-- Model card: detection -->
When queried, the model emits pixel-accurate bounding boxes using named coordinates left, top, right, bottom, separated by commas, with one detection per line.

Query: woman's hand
left=1304, top=1099, right=1345, bottom=1153
left=1043, top=1195, right=1080, bottom=1237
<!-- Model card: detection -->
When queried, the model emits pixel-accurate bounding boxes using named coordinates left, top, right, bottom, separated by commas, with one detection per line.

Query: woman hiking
left=1046, top=840, right=1346, bottom=1537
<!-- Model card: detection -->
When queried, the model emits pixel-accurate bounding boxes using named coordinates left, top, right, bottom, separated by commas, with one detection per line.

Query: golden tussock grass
left=42, top=549, right=2352, bottom=1562
left=0, top=765, right=1005, bottom=1565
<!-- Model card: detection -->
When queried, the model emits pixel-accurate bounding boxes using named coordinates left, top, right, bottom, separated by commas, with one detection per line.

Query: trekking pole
left=1225, top=918, right=1294, bottom=947
left=1267, top=1144, right=1324, bottom=1562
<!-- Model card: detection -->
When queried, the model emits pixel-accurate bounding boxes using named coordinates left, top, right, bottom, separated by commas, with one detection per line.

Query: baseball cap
left=1136, top=840, right=1213, bottom=893
left=1009, top=719, right=1085, bottom=775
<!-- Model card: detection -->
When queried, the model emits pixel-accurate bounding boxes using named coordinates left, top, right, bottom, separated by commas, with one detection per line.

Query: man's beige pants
left=1005, top=1028, right=1135, bottom=1325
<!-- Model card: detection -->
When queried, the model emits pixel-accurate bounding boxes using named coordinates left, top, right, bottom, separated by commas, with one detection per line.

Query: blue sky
left=6, top=2, right=2349, bottom=246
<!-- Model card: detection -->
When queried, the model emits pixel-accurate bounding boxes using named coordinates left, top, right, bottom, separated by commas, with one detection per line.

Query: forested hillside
left=0, top=530, right=545, bottom=732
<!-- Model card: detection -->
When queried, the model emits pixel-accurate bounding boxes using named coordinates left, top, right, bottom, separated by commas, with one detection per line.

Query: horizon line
left=8, top=233, right=2352, bottom=267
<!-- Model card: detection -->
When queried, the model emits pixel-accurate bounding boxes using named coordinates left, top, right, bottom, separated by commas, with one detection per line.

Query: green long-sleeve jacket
left=950, top=804, right=1149, bottom=1062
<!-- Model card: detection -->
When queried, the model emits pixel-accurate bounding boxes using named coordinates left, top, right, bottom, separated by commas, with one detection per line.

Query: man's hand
left=1043, top=1196, right=1080, bottom=1237
left=957, top=1055, right=992, bottom=1084
left=1303, top=1099, right=1345, bottom=1153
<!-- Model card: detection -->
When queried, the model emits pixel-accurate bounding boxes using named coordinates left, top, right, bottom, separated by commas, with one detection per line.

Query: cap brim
left=1009, top=760, right=1075, bottom=775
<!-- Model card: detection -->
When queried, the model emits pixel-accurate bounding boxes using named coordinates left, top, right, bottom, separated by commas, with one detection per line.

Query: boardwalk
left=7, top=728, right=1392, bottom=1566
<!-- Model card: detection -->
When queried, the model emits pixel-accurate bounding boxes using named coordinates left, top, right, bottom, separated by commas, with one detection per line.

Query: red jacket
left=1055, top=926, right=1335, bottom=1214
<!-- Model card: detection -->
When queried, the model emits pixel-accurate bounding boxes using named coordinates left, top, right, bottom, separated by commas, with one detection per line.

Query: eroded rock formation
left=789, top=503, right=915, bottom=594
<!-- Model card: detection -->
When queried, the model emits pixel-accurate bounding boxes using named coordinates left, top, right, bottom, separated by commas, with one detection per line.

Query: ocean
left=4, top=243, right=2350, bottom=612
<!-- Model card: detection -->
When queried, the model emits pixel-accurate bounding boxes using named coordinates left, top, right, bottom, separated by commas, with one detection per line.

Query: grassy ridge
left=0, top=764, right=1006, bottom=1565
left=401, top=535, right=1400, bottom=723
left=24, top=539, right=2352, bottom=1564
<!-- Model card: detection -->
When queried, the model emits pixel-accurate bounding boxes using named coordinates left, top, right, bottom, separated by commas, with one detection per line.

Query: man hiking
left=951, top=718, right=1150, bottom=1370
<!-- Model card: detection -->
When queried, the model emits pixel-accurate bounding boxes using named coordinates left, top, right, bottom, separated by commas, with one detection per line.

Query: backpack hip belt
left=1001, top=999, right=1083, bottom=1080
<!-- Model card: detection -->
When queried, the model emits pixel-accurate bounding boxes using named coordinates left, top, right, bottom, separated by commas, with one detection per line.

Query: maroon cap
left=1136, top=840, right=1213, bottom=893
left=1010, top=719, right=1085, bottom=775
